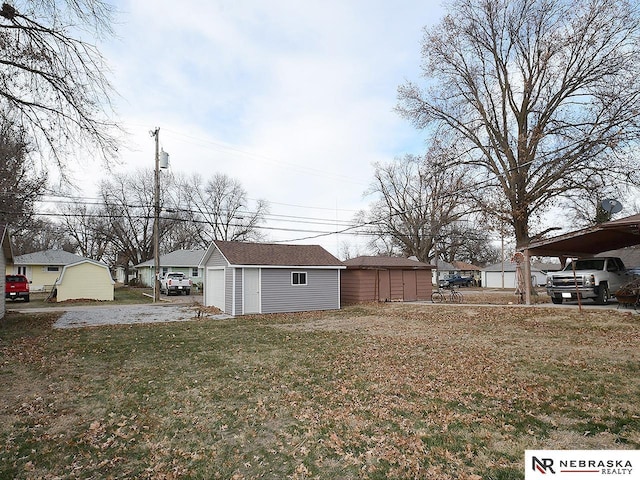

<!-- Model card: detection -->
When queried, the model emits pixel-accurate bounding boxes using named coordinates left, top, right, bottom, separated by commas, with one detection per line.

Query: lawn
left=0, top=303, right=638, bottom=479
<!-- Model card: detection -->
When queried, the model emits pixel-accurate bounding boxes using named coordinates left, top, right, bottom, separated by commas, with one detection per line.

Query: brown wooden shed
left=341, top=256, right=433, bottom=304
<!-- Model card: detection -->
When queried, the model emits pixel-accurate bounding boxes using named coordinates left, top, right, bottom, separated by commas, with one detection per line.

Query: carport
left=521, top=213, right=640, bottom=304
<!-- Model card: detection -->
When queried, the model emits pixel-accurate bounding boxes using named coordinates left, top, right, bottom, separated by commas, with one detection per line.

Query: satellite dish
left=601, top=198, right=623, bottom=214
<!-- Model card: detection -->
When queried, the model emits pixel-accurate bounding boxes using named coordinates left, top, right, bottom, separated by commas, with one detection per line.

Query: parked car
left=5, top=274, right=30, bottom=302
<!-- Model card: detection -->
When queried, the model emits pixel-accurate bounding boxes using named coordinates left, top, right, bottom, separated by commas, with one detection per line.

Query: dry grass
left=0, top=302, right=638, bottom=479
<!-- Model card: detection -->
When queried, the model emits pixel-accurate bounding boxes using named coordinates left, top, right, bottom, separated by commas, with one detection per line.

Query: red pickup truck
left=5, top=274, right=30, bottom=302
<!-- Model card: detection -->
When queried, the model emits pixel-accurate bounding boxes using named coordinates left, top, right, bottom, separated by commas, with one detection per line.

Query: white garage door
left=207, top=268, right=225, bottom=310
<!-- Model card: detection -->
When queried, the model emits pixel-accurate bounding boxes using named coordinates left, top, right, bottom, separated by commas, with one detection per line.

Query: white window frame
left=291, top=271, right=307, bottom=286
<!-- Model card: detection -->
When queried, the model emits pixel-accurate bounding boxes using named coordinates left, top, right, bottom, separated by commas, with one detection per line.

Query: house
left=7, top=250, right=87, bottom=292
left=481, top=261, right=547, bottom=289
left=341, top=256, right=433, bottom=303
left=452, top=261, right=482, bottom=286
left=54, top=260, right=115, bottom=302
left=431, top=259, right=457, bottom=286
left=1, top=225, right=12, bottom=319
left=134, top=249, right=206, bottom=288
left=201, top=240, right=345, bottom=315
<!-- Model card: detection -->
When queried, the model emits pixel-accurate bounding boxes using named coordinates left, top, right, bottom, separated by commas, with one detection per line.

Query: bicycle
left=431, top=286, right=463, bottom=303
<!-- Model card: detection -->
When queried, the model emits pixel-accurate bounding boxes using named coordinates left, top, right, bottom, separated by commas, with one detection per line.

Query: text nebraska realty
left=560, top=458, right=632, bottom=474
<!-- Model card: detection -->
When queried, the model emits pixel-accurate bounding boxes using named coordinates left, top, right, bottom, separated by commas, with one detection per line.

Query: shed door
left=244, top=268, right=260, bottom=314
left=378, top=270, right=391, bottom=302
left=207, top=268, right=225, bottom=310
left=402, top=270, right=417, bottom=301
left=389, top=270, right=403, bottom=301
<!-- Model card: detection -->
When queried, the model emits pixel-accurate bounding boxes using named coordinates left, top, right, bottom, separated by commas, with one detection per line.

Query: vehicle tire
left=551, top=296, right=563, bottom=304
left=185, top=289, right=190, bottom=295
left=24, top=295, right=29, bottom=303
left=596, top=283, right=610, bottom=305
left=431, top=291, right=445, bottom=303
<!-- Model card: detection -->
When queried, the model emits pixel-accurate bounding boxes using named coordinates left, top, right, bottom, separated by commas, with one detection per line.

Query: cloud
left=93, top=0, right=441, bottom=253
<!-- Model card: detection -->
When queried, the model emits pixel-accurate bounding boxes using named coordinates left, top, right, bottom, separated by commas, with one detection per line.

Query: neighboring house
left=7, top=250, right=87, bottom=292
left=1, top=225, right=12, bottom=319
left=452, top=261, right=482, bottom=286
left=601, top=246, right=640, bottom=270
left=481, top=261, right=547, bottom=289
left=341, top=256, right=433, bottom=303
left=431, top=259, right=457, bottom=286
left=55, top=260, right=115, bottom=302
left=134, top=249, right=206, bottom=288
left=532, top=262, right=562, bottom=274
left=201, top=240, right=345, bottom=315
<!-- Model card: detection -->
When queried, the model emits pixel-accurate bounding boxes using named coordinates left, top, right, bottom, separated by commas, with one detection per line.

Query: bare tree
left=98, top=169, right=184, bottom=269
left=0, top=117, right=47, bottom=230
left=359, top=151, right=473, bottom=263
left=0, top=0, right=118, bottom=170
left=398, top=0, right=640, bottom=247
left=11, top=217, right=71, bottom=255
left=58, top=202, right=110, bottom=261
left=178, top=173, right=269, bottom=247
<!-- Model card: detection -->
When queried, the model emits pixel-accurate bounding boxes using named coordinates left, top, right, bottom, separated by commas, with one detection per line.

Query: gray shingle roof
left=13, top=250, right=87, bottom=266
left=431, top=259, right=456, bottom=270
left=344, top=256, right=431, bottom=269
left=135, top=249, right=206, bottom=268
left=214, top=240, right=344, bottom=267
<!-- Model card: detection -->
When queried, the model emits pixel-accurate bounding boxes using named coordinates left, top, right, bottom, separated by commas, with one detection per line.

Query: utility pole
left=151, top=127, right=160, bottom=302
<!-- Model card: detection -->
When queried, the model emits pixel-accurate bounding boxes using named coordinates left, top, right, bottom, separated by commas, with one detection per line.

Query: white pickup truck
left=546, top=257, right=634, bottom=305
left=160, top=272, right=192, bottom=296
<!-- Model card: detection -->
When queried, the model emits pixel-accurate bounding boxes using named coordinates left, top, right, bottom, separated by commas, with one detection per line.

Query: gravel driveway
left=53, top=304, right=230, bottom=329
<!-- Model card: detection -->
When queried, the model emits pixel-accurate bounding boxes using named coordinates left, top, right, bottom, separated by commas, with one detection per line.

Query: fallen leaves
left=1, top=304, right=638, bottom=478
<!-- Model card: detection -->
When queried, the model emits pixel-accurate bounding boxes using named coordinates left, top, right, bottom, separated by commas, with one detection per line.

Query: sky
left=83, top=0, right=446, bottom=257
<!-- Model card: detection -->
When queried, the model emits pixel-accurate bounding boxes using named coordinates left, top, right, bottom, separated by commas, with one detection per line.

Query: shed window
left=292, top=272, right=307, bottom=285
left=47, top=266, right=59, bottom=272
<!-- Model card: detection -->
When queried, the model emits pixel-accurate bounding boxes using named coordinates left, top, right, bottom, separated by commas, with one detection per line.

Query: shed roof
left=13, top=250, right=87, bottom=266
left=58, top=259, right=114, bottom=284
left=527, top=213, right=640, bottom=256
left=344, top=256, right=432, bottom=269
left=212, top=240, right=344, bottom=267
left=135, top=249, right=206, bottom=268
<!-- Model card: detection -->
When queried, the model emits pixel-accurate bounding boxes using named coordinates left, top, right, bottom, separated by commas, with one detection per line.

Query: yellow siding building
left=56, top=260, right=114, bottom=302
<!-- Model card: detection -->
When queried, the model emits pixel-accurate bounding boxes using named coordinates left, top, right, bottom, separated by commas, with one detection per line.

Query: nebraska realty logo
left=525, top=450, right=639, bottom=479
